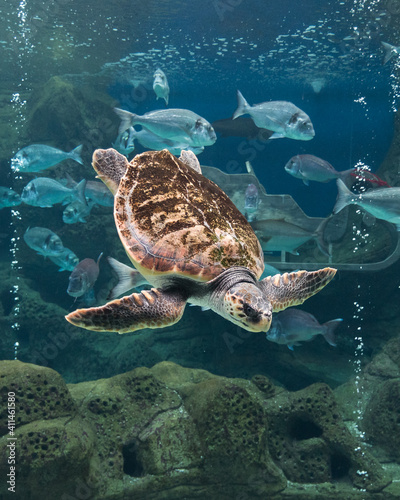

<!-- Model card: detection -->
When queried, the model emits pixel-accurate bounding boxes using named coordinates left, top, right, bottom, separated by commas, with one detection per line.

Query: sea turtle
left=66, top=148, right=336, bottom=334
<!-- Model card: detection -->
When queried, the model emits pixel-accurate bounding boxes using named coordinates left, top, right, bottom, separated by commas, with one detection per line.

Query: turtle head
left=207, top=267, right=272, bottom=332
left=222, top=282, right=273, bottom=332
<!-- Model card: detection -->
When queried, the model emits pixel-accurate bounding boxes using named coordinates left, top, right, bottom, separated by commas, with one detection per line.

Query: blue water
left=102, top=0, right=396, bottom=217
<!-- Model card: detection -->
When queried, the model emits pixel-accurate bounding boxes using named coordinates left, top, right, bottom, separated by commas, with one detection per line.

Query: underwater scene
left=2, top=0, right=400, bottom=498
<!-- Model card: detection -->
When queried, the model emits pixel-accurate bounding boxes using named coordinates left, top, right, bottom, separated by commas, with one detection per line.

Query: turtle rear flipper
left=259, top=267, right=336, bottom=312
left=65, top=288, right=187, bottom=334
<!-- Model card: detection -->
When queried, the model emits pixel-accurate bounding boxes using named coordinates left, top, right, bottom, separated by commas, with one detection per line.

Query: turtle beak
left=243, top=310, right=272, bottom=333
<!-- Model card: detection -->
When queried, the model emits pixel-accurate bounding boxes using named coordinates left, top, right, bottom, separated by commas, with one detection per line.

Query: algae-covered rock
left=265, top=383, right=391, bottom=492
left=0, top=361, right=76, bottom=435
left=184, top=376, right=286, bottom=495
left=362, top=378, right=400, bottom=462
left=0, top=416, right=94, bottom=500
left=0, top=361, right=93, bottom=500
left=0, top=360, right=393, bottom=500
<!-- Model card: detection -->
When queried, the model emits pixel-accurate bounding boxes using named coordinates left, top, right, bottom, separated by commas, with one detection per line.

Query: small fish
left=284, top=154, right=354, bottom=185
left=251, top=218, right=329, bottom=256
left=23, top=227, right=65, bottom=257
left=12, top=144, right=83, bottom=172
left=63, top=198, right=95, bottom=224
left=381, top=41, right=400, bottom=64
left=153, top=68, right=170, bottom=105
left=107, top=256, right=148, bottom=299
left=21, top=178, right=86, bottom=208
left=49, top=248, right=79, bottom=272
left=114, top=108, right=216, bottom=147
left=308, top=78, right=326, bottom=94
left=267, top=309, right=343, bottom=350
left=65, top=175, right=114, bottom=207
left=85, top=181, right=114, bottom=207
left=119, top=127, right=204, bottom=155
left=233, top=91, right=315, bottom=141
left=333, top=179, right=400, bottom=230
left=112, top=129, right=135, bottom=156
left=244, top=183, right=260, bottom=221
left=0, top=187, right=21, bottom=209
left=67, top=253, right=103, bottom=298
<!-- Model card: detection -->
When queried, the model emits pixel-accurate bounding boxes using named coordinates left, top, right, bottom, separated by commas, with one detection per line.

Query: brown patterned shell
left=114, top=149, right=264, bottom=282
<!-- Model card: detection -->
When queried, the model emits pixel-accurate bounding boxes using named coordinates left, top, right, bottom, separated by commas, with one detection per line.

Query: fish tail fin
left=232, top=90, right=249, bottom=120
left=381, top=41, right=395, bottom=64
left=127, top=126, right=138, bottom=144
left=97, top=252, right=104, bottom=266
left=338, top=168, right=356, bottom=180
left=69, top=145, right=84, bottom=165
left=333, top=179, right=353, bottom=214
left=322, top=318, right=343, bottom=346
left=107, top=256, right=147, bottom=299
left=75, top=179, right=87, bottom=206
left=313, top=217, right=331, bottom=257
left=114, top=108, right=135, bottom=135
left=65, top=172, right=77, bottom=187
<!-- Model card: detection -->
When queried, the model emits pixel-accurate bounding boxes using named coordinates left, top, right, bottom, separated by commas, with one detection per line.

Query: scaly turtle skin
left=66, top=148, right=336, bottom=334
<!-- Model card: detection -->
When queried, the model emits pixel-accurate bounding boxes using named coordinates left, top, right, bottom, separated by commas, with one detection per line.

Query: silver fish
left=67, top=253, right=103, bottom=298
left=12, top=144, right=83, bottom=172
left=21, top=178, right=86, bottom=208
left=112, top=129, right=136, bottom=156
left=333, top=179, right=400, bottom=230
left=0, top=187, right=21, bottom=209
left=65, top=175, right=114, bottom=207
left=114, top=108, right=216, bottom=147
left=233, top=90, right=315, bottom=141
left=244, top=183, right=260, bottom=221
left=381, top=41, right=400, bottom=65
left=49, top=248, right=79, bottom=272
left=267, top=308, right=342, bottom=350
left=85, top=181, right=114, bottom=207
left=153, top=68, right=170, bottom=105
left=23, top=227, right=65, bottom=257
left=63, top=198, right=95, bottom=224
left=250, top=218, right=329, bottom=256
left=126, top=126, right=204, bottom=155
left=285, top=154, right=354, bottom=185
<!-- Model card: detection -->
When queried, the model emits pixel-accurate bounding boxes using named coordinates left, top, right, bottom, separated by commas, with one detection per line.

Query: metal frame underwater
left=201, top=162, right=400, bottom=272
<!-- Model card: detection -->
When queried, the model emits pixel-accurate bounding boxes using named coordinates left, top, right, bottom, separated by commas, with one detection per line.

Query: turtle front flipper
left=92, top=148, right=129, bottom=195
left=259, top=267, right=336, bottom=312
left=65, top=288, right=187, bottom=334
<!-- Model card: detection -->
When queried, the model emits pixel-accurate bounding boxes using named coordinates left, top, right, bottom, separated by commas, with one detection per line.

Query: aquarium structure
left=1, top=0, right=400, bottom=499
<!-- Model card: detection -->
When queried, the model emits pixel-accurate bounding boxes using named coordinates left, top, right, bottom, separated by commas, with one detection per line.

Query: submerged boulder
left=0, top=360, right=393, bottom=499
left=362, top=378, right=400, bottom=462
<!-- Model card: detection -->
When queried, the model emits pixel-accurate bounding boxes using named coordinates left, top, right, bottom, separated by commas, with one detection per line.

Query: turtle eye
left=243, top=303, right=259, bottom=320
